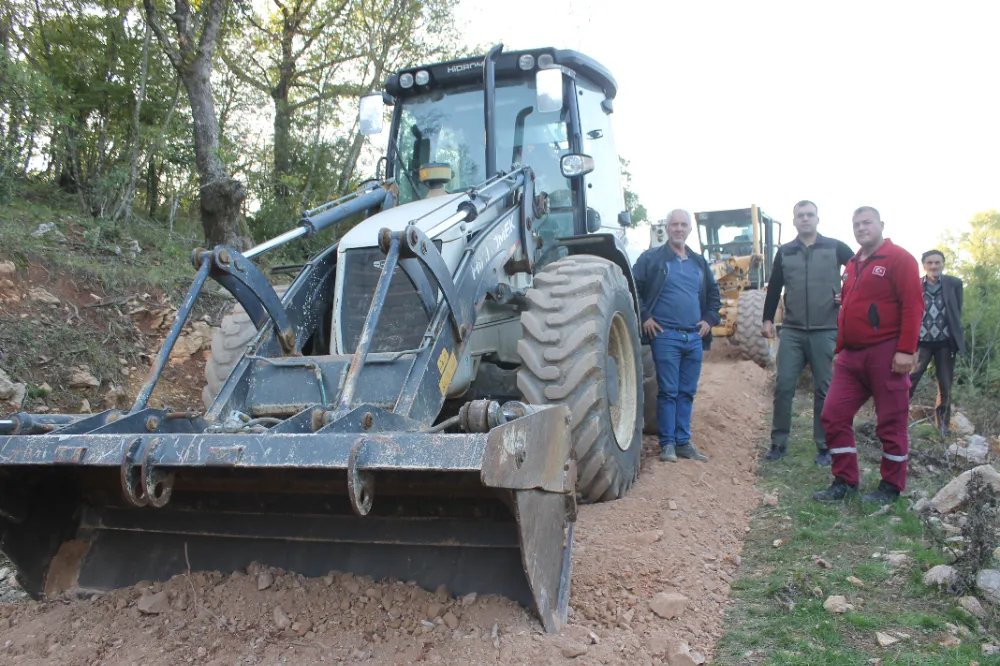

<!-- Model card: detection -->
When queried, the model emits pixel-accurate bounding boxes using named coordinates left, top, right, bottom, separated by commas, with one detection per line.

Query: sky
left=451, top=0, right=1000, bottom=259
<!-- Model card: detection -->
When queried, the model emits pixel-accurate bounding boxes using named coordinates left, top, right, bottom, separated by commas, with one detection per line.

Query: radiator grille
left=339, top=248, right=436, bottom=354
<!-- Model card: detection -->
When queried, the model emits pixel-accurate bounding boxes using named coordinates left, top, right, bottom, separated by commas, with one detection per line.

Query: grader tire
left=517, top=256, right=643, bottom=503
left=734, top=289, right=776, bottom=369
left=641, top=345, right=658, bottom=436
left=202, top=285, right=289, bottom=409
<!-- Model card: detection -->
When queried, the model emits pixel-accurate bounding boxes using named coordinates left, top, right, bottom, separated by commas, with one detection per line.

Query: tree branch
left=143, top=0, right=183, bottom=69
left=197, top=0, right=227, bottom=63
left=219, top=49, right=273, bottom=94
left=288, top=85, right=364, bottom=111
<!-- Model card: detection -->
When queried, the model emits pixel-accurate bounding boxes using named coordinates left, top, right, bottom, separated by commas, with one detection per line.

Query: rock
left=28, top=287, right=60, bottom=305
left=559, top=641, right=587, bottom=659
left=627, top=530, right=663, bottom=545
left=273, top=606, right=291, bottom=630
left=32, top=222, right=54, bottom=237
left=823, top=596, right=852, bottom=614
left=847, top=576, right=866, bottom=588
left=79, top=399, right=91, bottom=414
left=257, top=571, right=273, bottom=591
left=923, top=565, right=958, bottom=587
left=7, top=383, right=25, bottom=408
left=668, top=500, right=678, bottom=511
left=958, top=596, right=986, bottom=619
left=949, top=436, right=990, bottom=465
left=982, top=644, right=999, bottom=656
left=0, top=369, right=16, bottom=400
left=291, top=618, right=312, bottom=637
left=427, top=602, right=444, bottom=618
left=137, top=591, right=170, bottom=614
left=762, top=493, right=779, bottom=506
left=884, top=553, right=909, bottom=568
left=171, top=321, right=212, bottom=360
left=0, top=261, right=15, bottom=276
left=976, top=569, right=1000, bottom=605
left=667, top=642, right=705, bottom=666
left=67, top=366, right=100, bottom=389
left=950, top=412, right=975, bottom=436
left=461, top=592, right=477, bottom=607
left=876, top=632, right=899, bottom=647
left=931, top=465, right=1000, bottom=513
left=911, top=497, right=931, bottom=513
left=650, top=592, right=689, bottom=619
left=442, top=611, right=459, bottom=630
left=340, top=575, right=360, bottom=595
left=434, top=584, right=450, bottom=602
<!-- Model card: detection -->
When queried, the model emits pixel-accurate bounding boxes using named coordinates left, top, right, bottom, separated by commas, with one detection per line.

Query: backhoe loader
left=0, top=44, right=645, bottom=633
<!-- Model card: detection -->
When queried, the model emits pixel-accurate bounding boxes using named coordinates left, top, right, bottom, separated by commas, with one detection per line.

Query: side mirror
left=617, top=211, right=632, bottom=228
left=359, top=93, right=384, bottom=136
left=586, top=208, right=602, bottom=233
left=560, top=153, right=595, bottom=178
left=535, top=68, right=563, bottom=114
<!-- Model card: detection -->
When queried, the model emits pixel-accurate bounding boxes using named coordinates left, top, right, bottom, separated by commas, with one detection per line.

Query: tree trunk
left=272, top=94, right=292, bottom=198
left=184, top=61, right=253, bottom=249
left=144, top=0, right=253, bottom=250
left=147, top=159, right=159, bottom=219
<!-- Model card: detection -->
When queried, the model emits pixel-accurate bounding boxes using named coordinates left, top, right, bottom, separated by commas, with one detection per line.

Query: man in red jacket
left=813, top=206, right=924, bottom=505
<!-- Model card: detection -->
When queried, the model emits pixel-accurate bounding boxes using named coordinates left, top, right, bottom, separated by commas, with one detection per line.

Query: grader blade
left=0, top=404, right=576, bottom=632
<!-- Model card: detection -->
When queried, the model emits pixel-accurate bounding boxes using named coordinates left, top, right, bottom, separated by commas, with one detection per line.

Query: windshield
left=392, top=78, right=572, bottom=205
left=699, top=220, right=754, bottom=260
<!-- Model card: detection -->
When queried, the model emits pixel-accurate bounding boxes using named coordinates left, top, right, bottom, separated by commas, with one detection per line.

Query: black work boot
left=863, top=480, right=900, bottom=505
left=764, top=444, right=787, bottom=461
left=814, top=448, right=832, bottom=467
left=675, top=443, right=709, bottom=462
left=659, top=444, right=678, bottom=463
left=813, top=477, right=859, bottom=502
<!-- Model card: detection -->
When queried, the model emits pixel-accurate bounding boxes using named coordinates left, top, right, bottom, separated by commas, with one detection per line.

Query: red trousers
left=821, top=338, right=910, bottom=491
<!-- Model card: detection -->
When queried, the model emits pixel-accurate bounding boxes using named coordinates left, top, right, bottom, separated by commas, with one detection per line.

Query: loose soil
left=0, top=346, right=769, bottom=665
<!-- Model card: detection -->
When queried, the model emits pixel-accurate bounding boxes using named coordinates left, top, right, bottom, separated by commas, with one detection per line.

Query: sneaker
left=764, top=444, right=787, bottom=461
left=862, top=480, right=900, bottom=505
left=814, top=449, right=832, bottom=467
left=675, top=443, right=709, bottom=462
left=813, top=477, right=859, bottom=502
left=659, top=444, right=678, bottom=462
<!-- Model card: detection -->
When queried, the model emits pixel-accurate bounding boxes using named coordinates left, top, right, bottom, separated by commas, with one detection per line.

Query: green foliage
left=619, top=156, right=648, bottom=225
left=939, top=210, right=1000, bottom=432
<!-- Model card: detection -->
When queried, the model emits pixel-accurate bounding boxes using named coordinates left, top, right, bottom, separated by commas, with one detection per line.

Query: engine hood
left=338, top=193, right=468, bottom=251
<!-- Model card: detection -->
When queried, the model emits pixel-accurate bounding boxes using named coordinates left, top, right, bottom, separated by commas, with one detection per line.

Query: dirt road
left=0, top=350, right=769, bottom=665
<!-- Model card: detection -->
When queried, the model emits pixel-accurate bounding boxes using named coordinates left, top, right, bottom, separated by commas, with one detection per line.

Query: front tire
left=734, top=289, right=776, bottom=368
left=517, top=256, right=643, bottom=503
left=202, top=285, right=289, bottom=409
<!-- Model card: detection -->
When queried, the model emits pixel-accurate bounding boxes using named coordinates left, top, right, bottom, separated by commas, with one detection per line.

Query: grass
left=715, top=395, right=1000, bottom=665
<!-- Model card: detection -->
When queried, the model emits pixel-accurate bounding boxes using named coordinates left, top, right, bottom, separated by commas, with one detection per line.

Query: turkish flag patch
left=872, top=265, right=886, bottom=276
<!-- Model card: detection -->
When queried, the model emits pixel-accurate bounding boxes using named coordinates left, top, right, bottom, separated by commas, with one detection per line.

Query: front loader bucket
left=0, top=404, right=576, bottom=632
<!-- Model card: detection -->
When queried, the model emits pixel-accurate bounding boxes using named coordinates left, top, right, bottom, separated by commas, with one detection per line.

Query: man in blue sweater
left=633, top=209, right=722, bottom=463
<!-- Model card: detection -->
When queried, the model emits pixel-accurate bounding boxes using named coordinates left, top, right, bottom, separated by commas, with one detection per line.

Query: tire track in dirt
left=0, top=349, right=769, bottom=665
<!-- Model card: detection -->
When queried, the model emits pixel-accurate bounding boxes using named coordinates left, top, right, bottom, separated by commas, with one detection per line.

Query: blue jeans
left=650, top=329, right=704, bottom=448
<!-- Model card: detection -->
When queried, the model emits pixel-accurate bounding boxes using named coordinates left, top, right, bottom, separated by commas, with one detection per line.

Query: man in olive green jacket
left=761, top=200, right=854, bottom=466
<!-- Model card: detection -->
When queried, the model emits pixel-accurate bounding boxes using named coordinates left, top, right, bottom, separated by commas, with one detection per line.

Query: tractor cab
left=358, top=48, right=632, bottom=269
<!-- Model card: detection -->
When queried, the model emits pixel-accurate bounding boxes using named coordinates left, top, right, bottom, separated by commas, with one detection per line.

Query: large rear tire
left=517, top=256, right=643, bottom=503
left=202, top=286, right=289, bottom=409
left=734, top=289, right=776, bottom=368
